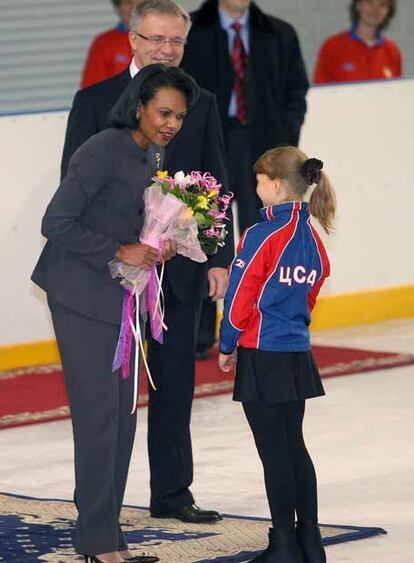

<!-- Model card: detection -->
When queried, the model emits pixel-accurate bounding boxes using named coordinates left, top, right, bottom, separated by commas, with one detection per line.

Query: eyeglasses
left=132, top=31, right=186, bottom=48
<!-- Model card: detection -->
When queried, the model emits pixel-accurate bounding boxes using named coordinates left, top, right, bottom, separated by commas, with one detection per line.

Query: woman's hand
left=115, top=243, right=159, bottom=269
left=218, top=351, right=237, bottom=373
left=160, top=239, right=177, bottom=262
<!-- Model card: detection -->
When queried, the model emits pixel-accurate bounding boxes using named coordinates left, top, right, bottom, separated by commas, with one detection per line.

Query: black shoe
left=124, top=556, right=159, bottom=562
left=296, top=522, right=326, bottom=563
left=250, top=527, right=304, bottom=563
left=150, top=503, right=222, bottom=523
left=82, top=556, right=108, bottom=563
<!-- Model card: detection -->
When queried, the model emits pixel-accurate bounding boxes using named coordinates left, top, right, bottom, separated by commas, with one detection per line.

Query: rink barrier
left=1, top=283, right=413, bottom=371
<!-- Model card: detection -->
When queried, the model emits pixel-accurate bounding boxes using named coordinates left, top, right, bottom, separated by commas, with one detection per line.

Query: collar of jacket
left=192, top=0, right=274, bottom=32
left=260, top=201, right=308, bottom=222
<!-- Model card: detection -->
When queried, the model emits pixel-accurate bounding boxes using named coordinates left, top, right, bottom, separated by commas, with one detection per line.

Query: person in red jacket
left=314, top=0, right=402, bottom=84
left=81, top=1, right=138, bottom=89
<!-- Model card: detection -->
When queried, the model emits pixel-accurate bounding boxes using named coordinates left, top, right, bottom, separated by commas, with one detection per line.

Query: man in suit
left=181, top=0, right=309, bottom=233
left=181, top=0, right=309, bottom=359
left=61, top=0, right=234, bottom=523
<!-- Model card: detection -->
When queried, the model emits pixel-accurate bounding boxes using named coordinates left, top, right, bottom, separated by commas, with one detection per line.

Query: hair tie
left=301, top=158, right=323, bottom=185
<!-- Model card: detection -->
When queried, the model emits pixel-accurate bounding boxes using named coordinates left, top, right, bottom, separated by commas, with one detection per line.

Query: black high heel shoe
left=82, top=556, right=126, bottom=563
left=123, top=556, right=159, bottom=562
left=83, top=553, right=158, bottom=563
left=123, top=555, right=159, bottom=562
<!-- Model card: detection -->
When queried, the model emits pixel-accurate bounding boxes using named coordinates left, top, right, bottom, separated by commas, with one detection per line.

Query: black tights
left=243, top=400, right=318, bottom=529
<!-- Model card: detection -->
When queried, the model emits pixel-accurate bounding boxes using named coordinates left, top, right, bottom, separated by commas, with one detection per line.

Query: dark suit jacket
left=33, top=128, right=154, bottom=324
left=61, top=68, right=234, bottom=302
left=180, top=0, right=309, bottom=161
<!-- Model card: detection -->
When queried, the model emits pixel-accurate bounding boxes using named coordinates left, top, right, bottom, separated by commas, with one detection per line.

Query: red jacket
left=313, top=29, right=402, bottom=84
left=81, top=24, right=131, bottom=89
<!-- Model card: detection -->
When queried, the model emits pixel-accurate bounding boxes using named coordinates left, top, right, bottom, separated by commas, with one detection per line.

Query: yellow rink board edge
left=1, top=284, right=413, bottom=371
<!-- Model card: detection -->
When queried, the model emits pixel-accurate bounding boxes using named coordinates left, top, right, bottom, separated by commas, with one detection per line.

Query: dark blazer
left=32, top=128, right=155, bottom=324
left=60, top=68, right=234, bottom=302
left=181, top=0, right=309, bottom=160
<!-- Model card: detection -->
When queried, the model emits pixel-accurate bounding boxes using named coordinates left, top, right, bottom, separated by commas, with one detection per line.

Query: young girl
left=219, top=147, right=336, bottom=563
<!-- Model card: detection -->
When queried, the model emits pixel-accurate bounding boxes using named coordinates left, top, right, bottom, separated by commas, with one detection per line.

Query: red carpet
left=1, top=345, right=413, bottom=430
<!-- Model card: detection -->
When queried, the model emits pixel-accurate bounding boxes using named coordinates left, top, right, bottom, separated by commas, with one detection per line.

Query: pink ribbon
left=113, top=266, right=164, bottom=380
left=112, top=289, right=135, bottom=379
left=145, top=266, right=164, bottom=345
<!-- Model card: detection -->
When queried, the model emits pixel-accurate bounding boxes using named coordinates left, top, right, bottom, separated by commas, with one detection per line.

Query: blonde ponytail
left=254, top=146, right=336, bottom=233
left=309, top=171, right=336, bottom=234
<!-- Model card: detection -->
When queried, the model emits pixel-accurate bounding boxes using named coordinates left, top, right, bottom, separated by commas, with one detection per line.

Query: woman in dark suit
left=31, top=64, right=198, bottom=563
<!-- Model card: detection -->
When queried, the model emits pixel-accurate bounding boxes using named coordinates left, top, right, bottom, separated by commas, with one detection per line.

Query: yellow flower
left=196, top=196, right=209, bottom=209
left=177, top=207, right=195, bottom=228
left=207, top=189, right=218, bottom=198
left=156, top=170, right=169, bottom=179
left=181, top=207, right=194, bottom=219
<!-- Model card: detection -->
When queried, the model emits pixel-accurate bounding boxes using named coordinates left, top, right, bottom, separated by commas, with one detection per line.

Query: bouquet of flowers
left=153, top=169, right=233, bottom=258
left=109, top=170, right=232, bottom=412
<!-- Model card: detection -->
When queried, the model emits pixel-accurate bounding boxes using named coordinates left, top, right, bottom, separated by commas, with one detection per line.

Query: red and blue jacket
left=219, top=201, right=330, bottom=354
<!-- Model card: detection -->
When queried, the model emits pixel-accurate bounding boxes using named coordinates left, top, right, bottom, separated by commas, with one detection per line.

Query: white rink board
left=0, top=80, right=413, bottom=345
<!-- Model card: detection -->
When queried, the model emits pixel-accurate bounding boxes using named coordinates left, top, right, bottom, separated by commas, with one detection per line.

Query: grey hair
left=129, top=0, right=192, bottom=34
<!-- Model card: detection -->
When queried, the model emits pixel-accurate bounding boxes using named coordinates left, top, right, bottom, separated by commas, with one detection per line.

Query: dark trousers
left=195, top=124, right=261, bottom=354
left=195, top=279, right=216, bottom=353
left=147, top=283, right=200, bottom=512
left=227, top=123, right=262, bottom=235
left=243, top=401, right=318, bottom=528
left=49, top=298, right=137, bottom=554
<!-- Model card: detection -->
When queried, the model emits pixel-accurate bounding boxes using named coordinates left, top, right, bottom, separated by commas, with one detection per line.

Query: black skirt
left=234, top=347, right=325, bottom=404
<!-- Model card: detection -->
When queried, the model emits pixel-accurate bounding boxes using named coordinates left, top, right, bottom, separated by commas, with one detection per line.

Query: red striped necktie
left=231, top=21, right=248, bottom=125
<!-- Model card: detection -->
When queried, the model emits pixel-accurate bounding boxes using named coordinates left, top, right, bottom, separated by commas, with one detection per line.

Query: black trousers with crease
left=49, top=297, right=137, bottom=555
left=147, top=282, right=200, bottom=512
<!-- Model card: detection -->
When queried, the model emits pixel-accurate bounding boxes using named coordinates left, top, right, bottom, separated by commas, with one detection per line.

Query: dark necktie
left=231, top=21, right=248, bottom=125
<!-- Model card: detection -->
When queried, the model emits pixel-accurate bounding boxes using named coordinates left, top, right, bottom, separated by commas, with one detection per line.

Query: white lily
left=174, top=171, right=186, bottom=183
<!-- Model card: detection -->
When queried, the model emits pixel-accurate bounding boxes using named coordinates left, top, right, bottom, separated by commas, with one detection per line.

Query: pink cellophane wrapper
left=109, top=185, right=183, bottom=293
left=163, top=207, right=207, bottom=263
left=109, top=184, right=207, bottom=294
left=111, top=185, right=210, bottom=387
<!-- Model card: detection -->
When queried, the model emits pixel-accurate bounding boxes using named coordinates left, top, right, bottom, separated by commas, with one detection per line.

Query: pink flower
left=218, top=192, right=234, bottom=211
left=208, top=209, right=226, bottom=220
left=201, top=174, right=221, bottom=191
left=204, top=227, right=218, bottom=238
left=167, top=177, right=176, bottom=190
left=190, top=171, right=203, bottom=185
left=204, top=227, right=220, bottom=238
left=220, top=193, right=234, bottom=205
